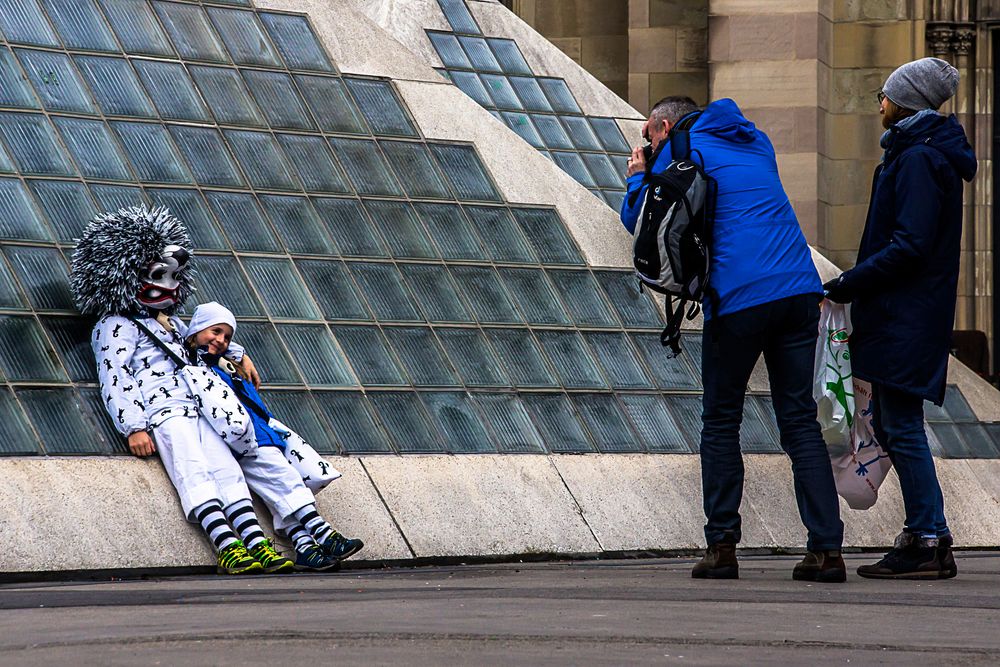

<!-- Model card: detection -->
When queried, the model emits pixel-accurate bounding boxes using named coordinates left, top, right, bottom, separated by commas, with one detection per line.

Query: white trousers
left=239, top=445, right=317, bottom=525
left=152, top=415, right=252, bottom=519
left=268, top=429, right=342, bottom=534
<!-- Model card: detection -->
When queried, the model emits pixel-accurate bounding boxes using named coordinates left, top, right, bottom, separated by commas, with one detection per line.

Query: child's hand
left=235, top=354, right=261, bottom=389
left=128, top=430, right=156, bottom=457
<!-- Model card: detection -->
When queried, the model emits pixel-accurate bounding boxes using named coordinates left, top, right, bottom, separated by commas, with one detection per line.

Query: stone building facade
left=508, top=0, right=997, bottom=377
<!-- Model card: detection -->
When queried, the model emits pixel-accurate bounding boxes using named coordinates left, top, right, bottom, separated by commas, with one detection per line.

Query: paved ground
left=2, top=552, right=999, bottom=666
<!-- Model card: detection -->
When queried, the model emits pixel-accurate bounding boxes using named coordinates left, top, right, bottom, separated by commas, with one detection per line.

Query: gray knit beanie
left=882, top=57, right=959, bottom=110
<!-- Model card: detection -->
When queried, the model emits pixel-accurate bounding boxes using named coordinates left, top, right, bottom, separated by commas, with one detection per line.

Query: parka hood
left=890, top=112, right=977, bottom=182
left=693, top=98, right=757, bottom=144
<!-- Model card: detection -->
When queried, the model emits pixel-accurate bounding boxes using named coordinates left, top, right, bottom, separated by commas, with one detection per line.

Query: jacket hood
left=890, top=113, right=977, bottom=182
left=692, top=98, right=757, bottom=144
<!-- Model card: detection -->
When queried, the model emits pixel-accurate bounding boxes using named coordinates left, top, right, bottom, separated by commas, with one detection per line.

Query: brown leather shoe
left=792, top=550, right=847, bottom=583
left=692, top=543, right=739, bottom=579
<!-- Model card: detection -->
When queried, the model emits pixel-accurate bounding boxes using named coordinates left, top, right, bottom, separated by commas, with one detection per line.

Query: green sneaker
left=248, top=538, right=295, bottom=574
left=217, top=540, right=264, bottom=575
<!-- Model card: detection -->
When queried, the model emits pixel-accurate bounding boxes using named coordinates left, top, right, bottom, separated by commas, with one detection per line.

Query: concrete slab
left=360, top=455, right=600, bottom=557
left=839, top=469, right=905, bottom=548
left=946, top=358, right=1000, bottom=422
left=741, top=454, right=804, bottom=548
left=345, top=0, right=452, bottom=69
left=935, top=459, right=1000, bottom=548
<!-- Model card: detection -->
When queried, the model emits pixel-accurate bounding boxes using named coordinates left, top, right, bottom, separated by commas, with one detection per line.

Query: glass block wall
left=429, top=0, right=630, bottom=210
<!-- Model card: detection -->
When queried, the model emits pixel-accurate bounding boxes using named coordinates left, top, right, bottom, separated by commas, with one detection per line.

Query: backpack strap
left=669, top=110, right=703, bottom=162
left=660, top=297, right=687, bottom=358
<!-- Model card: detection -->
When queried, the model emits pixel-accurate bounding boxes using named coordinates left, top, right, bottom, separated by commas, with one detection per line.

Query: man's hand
left=234, top=353, right=261, bottom=389
left=626, top=145, right=646, bottom=178
left=128, top=430, right=156, bottom=457
left=823, top=276, right=853, bottom=304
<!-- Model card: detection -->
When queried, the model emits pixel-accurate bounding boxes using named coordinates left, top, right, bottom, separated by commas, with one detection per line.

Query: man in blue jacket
left=622, top=96, right=845, bottom=582
left=824, top=58, right=975, bottom=579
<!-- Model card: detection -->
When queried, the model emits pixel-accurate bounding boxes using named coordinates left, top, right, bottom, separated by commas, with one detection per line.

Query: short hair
left=649, top=96, right=699, bottom=125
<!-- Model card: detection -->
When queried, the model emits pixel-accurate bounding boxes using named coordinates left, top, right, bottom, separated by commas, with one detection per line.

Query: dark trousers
left=700, top=293, right=844, bottom=551
left=871, top=383, right=949, bottom=538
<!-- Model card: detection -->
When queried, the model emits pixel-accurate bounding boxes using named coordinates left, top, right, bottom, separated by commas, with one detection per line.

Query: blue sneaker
left=294, top=544, right=340, bottom=572
left=322, top=532, right=365, bottom=561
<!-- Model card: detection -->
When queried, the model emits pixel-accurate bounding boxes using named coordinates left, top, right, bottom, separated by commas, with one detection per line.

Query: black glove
left=823, top=276, right=852, bottom=304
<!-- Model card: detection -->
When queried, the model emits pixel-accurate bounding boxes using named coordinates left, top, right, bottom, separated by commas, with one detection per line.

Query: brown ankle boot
left=692, top=543, right=738, bottom=579
left=792, top=550, right=846, bottom=583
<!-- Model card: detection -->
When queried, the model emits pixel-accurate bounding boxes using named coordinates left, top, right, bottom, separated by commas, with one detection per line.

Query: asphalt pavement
left=2, top=552, right=999, bottom=666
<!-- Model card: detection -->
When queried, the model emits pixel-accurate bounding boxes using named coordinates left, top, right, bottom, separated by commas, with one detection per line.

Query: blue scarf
left=879, top=109, right=941, bottom=162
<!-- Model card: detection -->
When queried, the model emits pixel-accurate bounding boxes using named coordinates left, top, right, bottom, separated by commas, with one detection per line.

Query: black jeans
left=700, top=293, right=844, bottom=551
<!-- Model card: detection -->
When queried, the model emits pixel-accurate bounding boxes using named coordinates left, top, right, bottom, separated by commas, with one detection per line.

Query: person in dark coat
left=825, top=57, right=977, bottom=579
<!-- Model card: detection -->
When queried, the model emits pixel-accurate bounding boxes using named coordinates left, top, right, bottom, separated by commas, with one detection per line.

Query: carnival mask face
left=137, top=245, right=190, bottom=310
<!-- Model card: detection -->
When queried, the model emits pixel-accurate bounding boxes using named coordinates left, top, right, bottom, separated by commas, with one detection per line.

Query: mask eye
left=150, top=268, right=165, bottom=280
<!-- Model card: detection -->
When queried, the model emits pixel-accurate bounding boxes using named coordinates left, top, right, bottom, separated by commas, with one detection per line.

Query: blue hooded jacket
left=204, top=357, right=285, bottom=449
left=621, top=99, right=821, bottom=318
left=838, top=112, right=976, bottom=404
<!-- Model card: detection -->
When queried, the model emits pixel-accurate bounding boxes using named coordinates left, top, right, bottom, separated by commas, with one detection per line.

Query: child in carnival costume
left=71, top=206, right=324, bottom=573
left=185, top=302, right=365, bottom=565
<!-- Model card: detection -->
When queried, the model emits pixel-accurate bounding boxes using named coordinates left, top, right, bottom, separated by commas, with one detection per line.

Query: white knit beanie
left=188, top=301, right=237, bottom=337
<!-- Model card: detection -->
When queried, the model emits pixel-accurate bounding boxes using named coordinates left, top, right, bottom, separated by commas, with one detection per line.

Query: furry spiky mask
left=71, top=206, right=195, bottom=316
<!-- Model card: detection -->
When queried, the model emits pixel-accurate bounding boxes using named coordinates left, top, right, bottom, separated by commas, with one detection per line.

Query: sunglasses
left=877, top=91, right=886, bottom=104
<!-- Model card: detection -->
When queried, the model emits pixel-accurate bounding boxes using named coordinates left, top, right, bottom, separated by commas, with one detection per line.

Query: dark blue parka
left=838, top=113, right=976, bottom=404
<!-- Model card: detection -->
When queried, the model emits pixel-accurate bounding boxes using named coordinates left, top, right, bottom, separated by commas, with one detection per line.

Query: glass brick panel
left=928, top=422, right=971, bottom=458
left=204, top=191, right=280, bottom=253
left=329, top=325, right=405, bottom=386
left=538, top=77, right=580, bottom=113
left=741, top=396, right=781, bottom=453
left=523, top=392, right=594, bottom=453
left=259, top=194, right=334, bottom=255
left=233, top=321, right=302, bottom=385
left=582, top=152, right=625, bottom=189
left=21, top=388, right=103, bottom=454
left=4, top=246, right=73, bottom=310
left=186, top=254, right=262, bottom=316
left=958, top=423, right=999, bottom=458
left=369, top=391, right=444, bottom=453
left=680, top=332, right=703, bottom=368
left=457, top=35, right=500, bottom=72
left=547, top=269, right=618, bottom=328
left=603, top=189, right=625, bottom=210
left=90, top=184, right=145, bottom=214
left=438, top=0, right=480, bottom=34
left=942, top=386, right=977, bottom=423
left=276, top=133, right=351, bottom=195
left=487, top=38, right=531, bottom=75
left=0, top=387, right=39, bottom=454
left=428, top=32, right=470, bottom=69
left=465, top=205, right=536, bottom=263
left=78, top=387, right=126, bottom=455
left=0, top=47, right=38, bottom=109
left=595, top=270, right=662, bottom=328
left=475, top=393, right=543, bottom=453
left=40, top=316, right=93, bottom=382
left=560, top=116, right=602, bottom=151
left=573, top=393, right=642, bottom=453
left=278, top=324, right=355, bottom=387
left=16, top=49, right=94, bottom=114
left=53, top=116, right=130, bottom=181
left=0, top=178, right=51, bottom=241
left=0, top=145, right=10, bottom=174
left=154, top=1, right=228, bottom=63
left=449, top=70, right=493, bottom=108
left=630, top=332, right=700, bottom=390
left=0, top=0, right=59, bottom=46
left=42, top=0, right=118, bottom=52
left=449, top=265, right=521, bottom=324
left=295, top=259, right=370, bottom=321
left=259, top=12, right=333, bottom=73
left=480, top=73, right=521, bottom=110
left=923, top=398, right=950, bottom=422
left=590, top=117, right=630, bottom=153
left=241, top=69, right=314, bottom=131
left=486, top=328, right=557, bottom=388
left=385, top=326, right=458, bottom=387
left=509, top=76, right=551, bottom=112
left=133, top=60, right=212, bottom=123
left=188, top=65, right=265, bottom=127
left=429, top=143, right=501, bottom=202
left=584, top=331, right=654, bottom=389
left=345, top=78, right=417, bottom=138
left=348, top=262, right=421, bottom=322
left=413, top=203, right=486, bottom=260
left=0, top=315, right=66, bottom=381
left=264, top=390, right=335, bottom=452
left=312, top=391, right=392, bottom=453
left=328, top=138, right=402, bottom=197
left=0, top=254, right=24, bottom=308
left=241, top=257, right=320, bottom=320
left=399, top=263, right=473, bottom=323
left=28, top=180, right=96, bottom=242
left=206, top=7, right=281, bottom=67
left=552, top=152, right=596, bottom=188
left=224, top=129, right=298, bottom=191
left=294, top=74, right=366, bottom=134
left=500, top=267, right=571, bottom=325
left=379, top=141, right=452, bottom=199
left=619, top=393, right=692, bottom=453
left=668, top=394, right=703, bottom=446
left=985, top=423, right=1000, bottom=454
left=531, top=114, right=574, bottom=150
left=361, top=200, right=437, bottom=259
left=100, top=0, right=175, bottom=57
left=168, top=125, right=243, bottom=187
left=312, top=197, right=388, bottom=258
left=111, top=121, right=192, bottom=184
left=436, top=327, right=507, bottom=387
left=145, top=188, right=227, bottom=250
left=535, top=330, right=606, bottom=389
left=501, top=112, right=544, bottom=149
left=422, top=391, right=494, bottom=453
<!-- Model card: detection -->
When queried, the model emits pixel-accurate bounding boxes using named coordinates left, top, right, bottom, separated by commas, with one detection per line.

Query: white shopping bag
left=814, top=302, right=892, bottom=510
